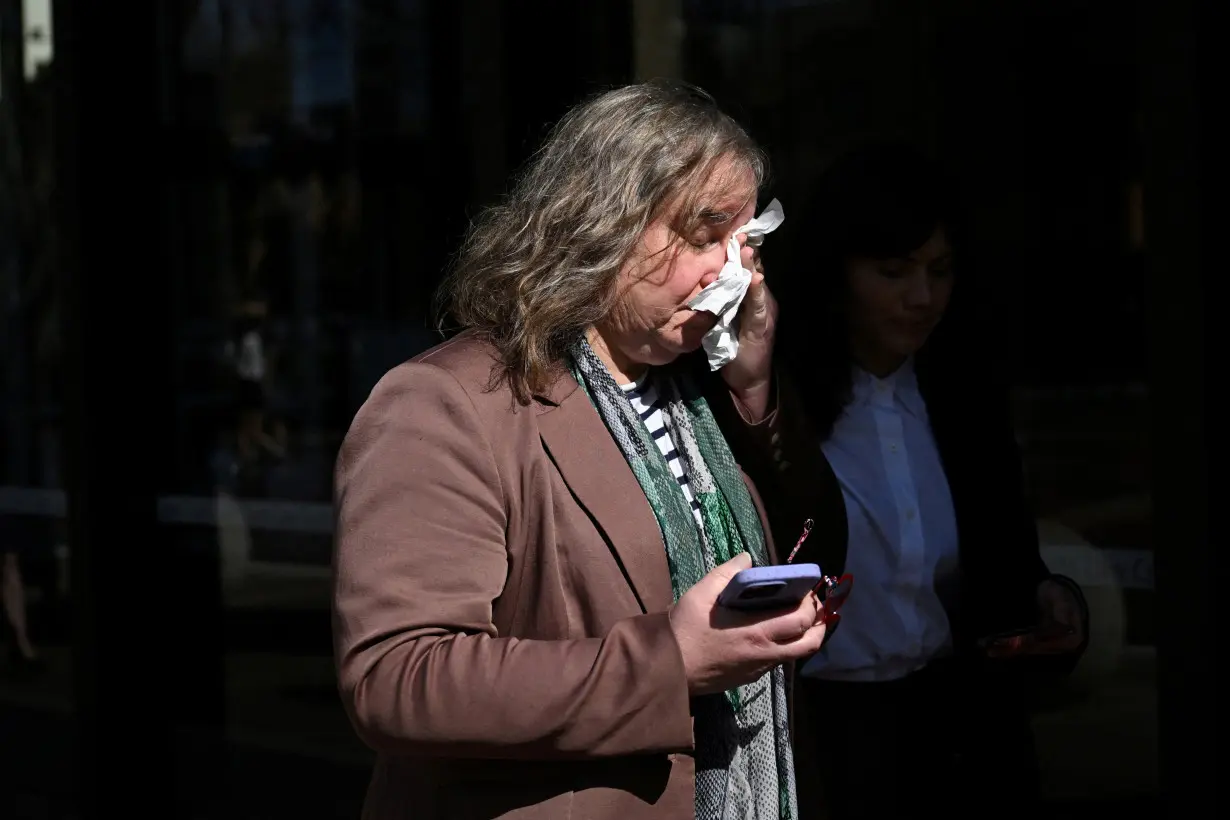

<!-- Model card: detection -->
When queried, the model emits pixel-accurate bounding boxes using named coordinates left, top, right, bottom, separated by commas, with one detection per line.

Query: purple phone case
left=717, top=563, right=823, bottom=610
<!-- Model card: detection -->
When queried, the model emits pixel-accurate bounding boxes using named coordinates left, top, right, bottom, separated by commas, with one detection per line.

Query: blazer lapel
left=535, top=374, right=675, bottom=614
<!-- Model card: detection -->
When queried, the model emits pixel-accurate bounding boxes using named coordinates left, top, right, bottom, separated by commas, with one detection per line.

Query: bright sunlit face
left=593, top=162, right=758, bottom=380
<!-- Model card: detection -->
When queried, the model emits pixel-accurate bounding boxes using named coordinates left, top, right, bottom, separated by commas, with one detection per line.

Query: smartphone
left=977, top=623, right=1076, bottom=656
left=718, top=563, right=823, bottom=611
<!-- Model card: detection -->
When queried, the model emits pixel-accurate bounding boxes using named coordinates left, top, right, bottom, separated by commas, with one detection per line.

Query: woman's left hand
left=1034, top=578, right=1087, bottom=653
left=720, top=237, right=778, bottom=421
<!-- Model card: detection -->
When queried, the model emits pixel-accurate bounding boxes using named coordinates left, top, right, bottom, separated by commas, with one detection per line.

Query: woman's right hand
left=669, top=552, right=826, bottom=696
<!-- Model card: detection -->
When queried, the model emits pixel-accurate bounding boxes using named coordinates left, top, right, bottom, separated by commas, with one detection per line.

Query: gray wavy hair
left=436, top=80, right=767, bottom=403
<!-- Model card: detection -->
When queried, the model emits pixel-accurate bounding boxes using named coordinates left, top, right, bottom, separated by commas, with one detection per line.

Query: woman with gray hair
left=332, top=82, right=830, bottom=820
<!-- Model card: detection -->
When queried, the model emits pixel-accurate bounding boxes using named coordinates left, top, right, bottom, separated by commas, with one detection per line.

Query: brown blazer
left=333, top=333, right=814, bottom=820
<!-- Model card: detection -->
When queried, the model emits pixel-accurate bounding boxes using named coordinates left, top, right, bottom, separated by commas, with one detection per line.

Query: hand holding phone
left=977, top=622, right=1079, bottom=658
left=669, top=553, right=827, bottom=696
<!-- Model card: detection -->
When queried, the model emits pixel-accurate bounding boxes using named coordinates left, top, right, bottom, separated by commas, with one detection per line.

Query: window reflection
left=680, top=0, right=1160, bottom=810
left=174, top=0, right=438, bottom=506
left=0, top=0, right=1179, bottom=814
left=2, top=3, right=70, bottom=813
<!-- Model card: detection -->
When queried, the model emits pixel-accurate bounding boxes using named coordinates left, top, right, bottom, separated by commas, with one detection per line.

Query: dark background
left=0, top=0, right=1215, bottom=817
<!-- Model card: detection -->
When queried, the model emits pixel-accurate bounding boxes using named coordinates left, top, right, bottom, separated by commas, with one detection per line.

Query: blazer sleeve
left=986, top=381, right=1052, bottom=593
left=708, top=369, right=848, bottom=575
left=973, top=379, right=1089, bottom=671
left=993, top=393, right=1092, bottom=678
left=332, top=362, right=694, bottom=760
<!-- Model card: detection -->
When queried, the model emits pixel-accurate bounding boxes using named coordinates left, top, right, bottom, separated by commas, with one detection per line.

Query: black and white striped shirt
left=621, top=375, right=705, bottom=530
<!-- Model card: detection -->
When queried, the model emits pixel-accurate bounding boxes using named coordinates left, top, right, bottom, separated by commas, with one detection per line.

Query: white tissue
left=687, top=198, right=785, bottom=370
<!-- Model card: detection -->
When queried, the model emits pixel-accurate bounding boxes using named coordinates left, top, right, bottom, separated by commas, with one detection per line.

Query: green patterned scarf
left=569, top=337, right=797, bottom=820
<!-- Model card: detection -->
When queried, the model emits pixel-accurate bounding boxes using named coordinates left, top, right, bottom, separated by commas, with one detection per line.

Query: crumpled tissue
left=687, top=198, right=785, bottom=370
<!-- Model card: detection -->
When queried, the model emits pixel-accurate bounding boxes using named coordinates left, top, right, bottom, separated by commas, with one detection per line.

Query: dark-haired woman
left=774, top=144, right=1088, bottom=819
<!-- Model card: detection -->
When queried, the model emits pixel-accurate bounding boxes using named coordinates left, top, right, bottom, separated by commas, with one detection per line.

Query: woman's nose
left=701, top=242, right=730, bottom=284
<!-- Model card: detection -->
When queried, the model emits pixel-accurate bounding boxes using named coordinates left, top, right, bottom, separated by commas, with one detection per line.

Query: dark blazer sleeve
left=983, top=380, right=1051, bottom=596
left=332, top=362, right=694, bottom=760
left=989, top=390, right=1090, bottom=675
left=938, top=370, right=1088, bottom=672
left=706, top=368, right=848, bottom=576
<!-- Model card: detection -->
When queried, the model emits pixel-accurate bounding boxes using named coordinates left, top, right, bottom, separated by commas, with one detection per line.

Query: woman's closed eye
left=877, top=261, right=909, bottom=279
left=687, top=232, right=719, bottom=250
left=929, top=259, right=954, bottom=277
